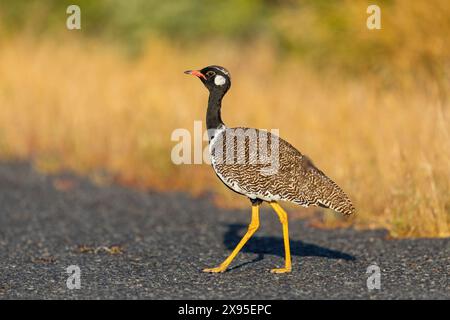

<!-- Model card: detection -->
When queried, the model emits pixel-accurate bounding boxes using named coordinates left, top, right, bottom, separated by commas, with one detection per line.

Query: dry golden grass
left=0, top=34, right=448, bottom=238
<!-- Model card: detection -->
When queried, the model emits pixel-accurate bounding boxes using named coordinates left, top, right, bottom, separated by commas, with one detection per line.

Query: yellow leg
left=269, top=202, right=292, bottom=273
left=203, top=203, right=260, bottom=273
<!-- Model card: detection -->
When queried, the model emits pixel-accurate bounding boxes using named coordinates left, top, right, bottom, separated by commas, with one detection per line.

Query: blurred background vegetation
left=0, top=0, right=448, bottom=237
left=1, top=0, right=448, bottom=79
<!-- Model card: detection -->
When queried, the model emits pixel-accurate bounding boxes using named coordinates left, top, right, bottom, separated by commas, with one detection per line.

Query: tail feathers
left=293, top=156, right=355, bottom=216
left=308, top=166, right=355, bottom=216
left=316, top=196, right=355, bottom=216
left=316, top=179, right=355, bottom=216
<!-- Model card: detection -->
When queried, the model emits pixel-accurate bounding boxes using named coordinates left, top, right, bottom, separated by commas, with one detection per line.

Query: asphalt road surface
left=0, top=162, right=448, bottom=299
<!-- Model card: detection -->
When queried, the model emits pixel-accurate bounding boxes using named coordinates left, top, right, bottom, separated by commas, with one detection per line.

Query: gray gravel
left=0, top=162, right=448, bottom=299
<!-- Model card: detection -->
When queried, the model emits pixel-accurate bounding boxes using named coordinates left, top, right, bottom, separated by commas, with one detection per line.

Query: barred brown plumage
left=185, top=65, right=355, bottom=274
left=210, top=127, right=355, bottom=216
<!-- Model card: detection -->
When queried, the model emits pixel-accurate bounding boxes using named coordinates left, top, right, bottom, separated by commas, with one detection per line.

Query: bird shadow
left=223, top=223, right=356, bottom=271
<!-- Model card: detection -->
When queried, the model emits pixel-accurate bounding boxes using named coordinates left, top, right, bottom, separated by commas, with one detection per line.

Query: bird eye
left=206, top=71, right=216, bottom=77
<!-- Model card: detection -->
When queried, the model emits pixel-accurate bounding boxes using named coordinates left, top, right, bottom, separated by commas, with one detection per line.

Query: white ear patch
left=214, top=75, right=226, bottom=86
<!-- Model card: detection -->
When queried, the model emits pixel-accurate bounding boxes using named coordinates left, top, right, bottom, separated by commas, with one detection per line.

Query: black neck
left=206, top=90, right=225, bottom=131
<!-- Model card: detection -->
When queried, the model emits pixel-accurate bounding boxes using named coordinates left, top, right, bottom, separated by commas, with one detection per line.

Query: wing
left=210, top=127, right=355, bottom=215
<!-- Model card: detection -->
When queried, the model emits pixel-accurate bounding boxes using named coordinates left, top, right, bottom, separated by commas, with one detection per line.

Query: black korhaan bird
left=185, top=65, right=355, bottom=273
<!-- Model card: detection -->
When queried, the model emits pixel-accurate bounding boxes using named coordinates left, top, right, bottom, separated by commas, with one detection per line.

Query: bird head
left=184, top=65, right=231, bottom=94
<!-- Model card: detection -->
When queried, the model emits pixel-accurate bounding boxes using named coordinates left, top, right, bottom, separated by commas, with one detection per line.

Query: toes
left=270, top=268, right=291, bottom=274
left=203, top=267, right=226, bottom=273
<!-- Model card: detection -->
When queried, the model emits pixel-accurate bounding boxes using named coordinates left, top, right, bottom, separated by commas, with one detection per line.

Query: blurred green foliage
left=0, top=0, right=448, bottom=79
left=0, top=0, right=274, bottom=44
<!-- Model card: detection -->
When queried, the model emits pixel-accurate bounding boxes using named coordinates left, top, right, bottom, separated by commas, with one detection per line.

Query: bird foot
left=203, top=266, right=227, bottom=273
left=270, top=267, right=291, bottom=274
